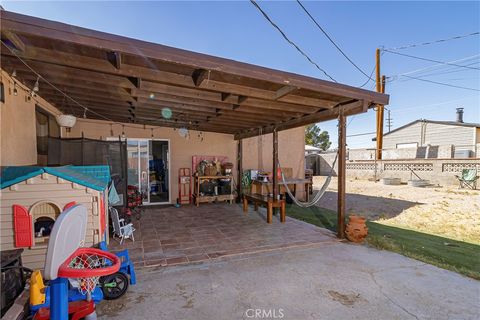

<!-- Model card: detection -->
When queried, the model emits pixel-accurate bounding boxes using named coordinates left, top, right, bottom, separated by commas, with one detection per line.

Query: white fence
left=307, top=149, right=480, bottom=186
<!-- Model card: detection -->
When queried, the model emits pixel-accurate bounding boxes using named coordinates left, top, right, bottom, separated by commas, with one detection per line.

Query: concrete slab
left=97, top=242, right=479, bottom=320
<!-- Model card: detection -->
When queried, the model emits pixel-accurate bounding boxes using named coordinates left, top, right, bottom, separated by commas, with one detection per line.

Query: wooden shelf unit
left=193, top=175, right=234, bottom=206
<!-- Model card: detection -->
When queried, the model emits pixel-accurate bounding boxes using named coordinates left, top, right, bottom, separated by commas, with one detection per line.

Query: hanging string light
left=151, top=128, right=154, bottom=138
left=33, top=76, right=40, bottom=92
left=13, top=82, right=18, bottom=96
left=121, top=125, right=126, bottom=138
left=110, top=124, right=114, bottom=136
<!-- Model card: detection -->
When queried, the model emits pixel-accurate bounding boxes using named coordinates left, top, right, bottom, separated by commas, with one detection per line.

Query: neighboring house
left=382, top=109, right=479, bottom=158
left=305, top=145, right=322, bottom=156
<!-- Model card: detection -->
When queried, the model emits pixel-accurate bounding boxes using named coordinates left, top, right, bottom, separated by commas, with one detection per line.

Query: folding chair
left=455, top=169, right=478, bottom=190
left=110, top=207, right=135, bottom=244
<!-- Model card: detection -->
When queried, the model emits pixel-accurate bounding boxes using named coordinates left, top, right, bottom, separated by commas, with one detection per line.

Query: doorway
left=125, top=139, right=170, bottom=205
left=149, top=140, right=169, bottom=203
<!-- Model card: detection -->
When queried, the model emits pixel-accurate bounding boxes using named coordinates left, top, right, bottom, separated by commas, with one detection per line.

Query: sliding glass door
left=125, top=139, right=170, bottom=204
left=148, top=140, right=170, bottom=203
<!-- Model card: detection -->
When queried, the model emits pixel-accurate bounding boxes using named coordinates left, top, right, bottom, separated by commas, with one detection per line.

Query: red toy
left=124, top=185, right=143, bottom=220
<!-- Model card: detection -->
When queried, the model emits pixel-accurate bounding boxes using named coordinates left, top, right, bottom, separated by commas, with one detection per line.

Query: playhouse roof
left=0, top=166, right=110, bottom=191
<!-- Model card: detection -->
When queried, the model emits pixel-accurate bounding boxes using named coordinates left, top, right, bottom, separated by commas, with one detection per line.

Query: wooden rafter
left=1, top=30, right=25, bottom=52
left=274, top=85, right=297, bottom=100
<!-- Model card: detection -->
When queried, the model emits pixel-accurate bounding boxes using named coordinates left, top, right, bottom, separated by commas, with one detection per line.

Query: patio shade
left=0, top=10, right=389, bottom=139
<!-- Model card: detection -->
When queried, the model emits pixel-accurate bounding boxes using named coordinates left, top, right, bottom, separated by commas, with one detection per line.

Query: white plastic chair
left=110, top=207, right=135, bottom=244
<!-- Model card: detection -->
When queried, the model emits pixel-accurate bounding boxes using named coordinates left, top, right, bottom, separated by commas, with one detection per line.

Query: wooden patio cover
left=1, top=10, right=389, bottom=139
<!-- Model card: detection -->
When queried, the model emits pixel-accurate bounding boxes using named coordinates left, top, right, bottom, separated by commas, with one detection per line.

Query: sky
left=2, top=0, right=479, bottom=149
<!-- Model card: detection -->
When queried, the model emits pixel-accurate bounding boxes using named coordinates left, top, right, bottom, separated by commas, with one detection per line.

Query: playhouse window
left=31, top=202, right=61, bottom=244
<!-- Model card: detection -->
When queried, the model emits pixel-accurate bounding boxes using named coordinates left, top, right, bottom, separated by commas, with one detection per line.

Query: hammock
left=280, top=151, right=338, bottom=208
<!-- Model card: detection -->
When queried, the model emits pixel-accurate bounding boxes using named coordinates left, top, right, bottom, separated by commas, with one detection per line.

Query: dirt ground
left=313, top=177, right=480, bottom=244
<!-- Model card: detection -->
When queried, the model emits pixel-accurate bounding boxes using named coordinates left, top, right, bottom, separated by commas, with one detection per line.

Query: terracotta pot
left=345, top=215, right=368, bottom=243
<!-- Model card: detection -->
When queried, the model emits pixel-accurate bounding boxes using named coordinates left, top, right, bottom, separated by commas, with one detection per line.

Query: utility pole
left=375, top=48, right=385, bottom=160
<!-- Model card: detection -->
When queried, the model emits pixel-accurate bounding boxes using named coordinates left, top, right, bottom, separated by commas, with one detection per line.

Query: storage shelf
left=195, top=175, right=232, bottom=179
left=193, top=175, right=234, bottom=207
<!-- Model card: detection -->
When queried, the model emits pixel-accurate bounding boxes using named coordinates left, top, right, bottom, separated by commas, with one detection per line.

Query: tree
left=305, top=124, right=331, bottom=151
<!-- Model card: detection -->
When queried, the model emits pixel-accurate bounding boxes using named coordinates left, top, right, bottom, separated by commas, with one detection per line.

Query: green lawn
left=287, top=205, right=480, bottom=279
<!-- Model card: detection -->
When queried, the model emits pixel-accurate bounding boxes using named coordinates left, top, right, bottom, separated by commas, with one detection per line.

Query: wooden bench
left=242, top=193, right=286, bottom=223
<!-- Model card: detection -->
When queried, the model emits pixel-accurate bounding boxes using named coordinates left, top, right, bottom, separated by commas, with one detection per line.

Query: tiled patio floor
left=108, top=203, right=337, bottom=268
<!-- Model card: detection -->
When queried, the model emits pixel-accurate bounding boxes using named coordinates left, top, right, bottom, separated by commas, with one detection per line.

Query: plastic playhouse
left=1, top=166, right=111, bottom=270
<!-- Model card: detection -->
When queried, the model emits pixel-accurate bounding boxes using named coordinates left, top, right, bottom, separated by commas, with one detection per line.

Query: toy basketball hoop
left=58, top=248, right=120, bottom=295
left=41, top=204, right=121, bottom=320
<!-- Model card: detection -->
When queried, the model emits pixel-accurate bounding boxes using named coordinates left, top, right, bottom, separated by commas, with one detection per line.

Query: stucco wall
left=71, top=120, right=305, bottom=203
left=242, top=128, right=305, bottom=179
left=0, top=69, right=62, bottom=166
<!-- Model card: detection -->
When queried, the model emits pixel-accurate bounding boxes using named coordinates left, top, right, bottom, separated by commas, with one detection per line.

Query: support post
left=337, top=114, right=346, bottom=239
left=272, top=129, right=279, bottom=201
left=49, top=277, right=69, bottom=320
left=375, top=48, right=384, bottom=160
left=237, top=139, right=243, bottom=203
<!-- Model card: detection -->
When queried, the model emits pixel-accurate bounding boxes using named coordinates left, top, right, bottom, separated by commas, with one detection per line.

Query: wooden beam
left=139, top=81, right=318, bottom=113
left=17, top=71, right=135, bottom=100
left=106, top=51, right=122, bottom=69
left=274, top=85, right=297, bottom=100
left=132, top=89, right=232, bottom=110
left=1, top=56, right=135, bottom=88
left=234, top=100, right=370, bottom=139
left=1, top=43, right=339, bottom=111
left=192, top=69, right=209, bottom=87
left=1, top=30, right=25, bottom=52
left=199, top=78, right=337, bottom=108
left=337, top=114, right=346, bottom=239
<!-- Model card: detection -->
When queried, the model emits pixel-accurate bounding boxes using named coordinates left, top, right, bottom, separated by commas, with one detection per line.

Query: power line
left=386, top=54, right=480, bottom=82
left=411, top=61, right=479, bottom=78
left=296, top=0, right=371, bottom=80
left=400, top=75, right=480, bottom=92
left=358, top=64, right=376, bottom=88
left=347, top=131, right=376, bottom=137
left=383, top=49, right=480, bottom=70
left=249, top=0, right=337, bottom=82
left=384, top=32, right=480, bottom=51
